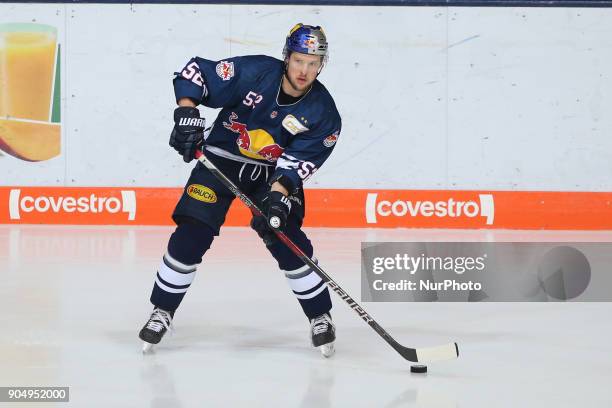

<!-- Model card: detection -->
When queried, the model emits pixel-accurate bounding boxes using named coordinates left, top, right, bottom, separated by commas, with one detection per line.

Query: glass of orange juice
left=0, top=23, right=58, bottom=122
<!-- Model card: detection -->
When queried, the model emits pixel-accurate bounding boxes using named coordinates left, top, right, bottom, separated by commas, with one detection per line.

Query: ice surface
left=1, top=225, right=611, bottom=407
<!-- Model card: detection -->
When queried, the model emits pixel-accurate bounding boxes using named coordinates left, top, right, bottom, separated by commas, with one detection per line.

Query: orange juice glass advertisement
left=0, top=23, right=60, bottom=161
left=0, top=23, right=57, bottom=121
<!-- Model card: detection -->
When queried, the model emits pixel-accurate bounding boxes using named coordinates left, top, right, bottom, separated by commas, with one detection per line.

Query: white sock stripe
left=286, top=271, right=323, bottom=294
left=155, top=277, right=189, bottom=294
left=164, top=252, right=197, bottom=273
left=158, top=261, right=196, bottom=287
left=283, top=257, right=318, bottom=278
left=283, top=263, right=310, bottom=276
left=294, top=279, right=325, bottom=296
left=294, top=283, right=327, bottom=300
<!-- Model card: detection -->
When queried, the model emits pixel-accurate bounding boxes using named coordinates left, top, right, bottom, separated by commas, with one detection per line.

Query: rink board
left=1, top=186, right=612, bottom=229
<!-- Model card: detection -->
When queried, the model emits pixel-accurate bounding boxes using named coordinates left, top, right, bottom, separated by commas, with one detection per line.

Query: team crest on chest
left=270, top=111, right=278, bottom=119
left=216, top=61, right=234, bottom=81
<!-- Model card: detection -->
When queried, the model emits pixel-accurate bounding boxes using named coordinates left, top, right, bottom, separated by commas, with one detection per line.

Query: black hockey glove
left=251, top=190, right=292, bottom=239
left=264, top=191, right=292, bottom=230
left=169, top=106, right=205, bottom=163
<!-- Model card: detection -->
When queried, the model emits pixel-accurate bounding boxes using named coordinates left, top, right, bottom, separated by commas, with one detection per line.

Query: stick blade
left=415, top=342, right=459, bottom=363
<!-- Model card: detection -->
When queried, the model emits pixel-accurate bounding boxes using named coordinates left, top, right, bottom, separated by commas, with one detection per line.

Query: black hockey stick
left=195, top=150, right=459, bottom=363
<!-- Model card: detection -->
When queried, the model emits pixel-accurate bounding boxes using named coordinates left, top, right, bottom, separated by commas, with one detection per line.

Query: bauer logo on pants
left=187, top=184, right=217, bottom=203
left=8, top=189, right=136, bottom=221
left=365, top=192, right=495, bottom=226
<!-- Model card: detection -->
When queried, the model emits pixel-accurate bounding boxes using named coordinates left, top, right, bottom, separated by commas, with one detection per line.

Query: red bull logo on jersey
left=323, top=130, right=339, bottom=147
left=223, top=112, right=284, bottom=162
left=216, top=61, right=234, bottom=81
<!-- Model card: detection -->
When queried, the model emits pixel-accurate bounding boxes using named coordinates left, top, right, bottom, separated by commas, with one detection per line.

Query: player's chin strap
left=193, top=149, right=459, bottom=364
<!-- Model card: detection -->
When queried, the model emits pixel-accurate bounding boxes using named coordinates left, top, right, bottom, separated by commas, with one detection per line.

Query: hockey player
left=139, top=24, right=342, bottom=358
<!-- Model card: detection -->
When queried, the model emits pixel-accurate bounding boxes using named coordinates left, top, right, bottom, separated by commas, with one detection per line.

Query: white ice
left=1, top=225, right=611, bottom=407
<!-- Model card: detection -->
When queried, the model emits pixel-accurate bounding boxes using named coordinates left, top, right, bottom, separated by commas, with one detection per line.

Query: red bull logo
left=215, top=61, right=234, bottom=81
left=323, top=130, right=339, bottom=147
left=223, top=112, right=284, bottom=162
left=303, top=37, right=319, bottom=50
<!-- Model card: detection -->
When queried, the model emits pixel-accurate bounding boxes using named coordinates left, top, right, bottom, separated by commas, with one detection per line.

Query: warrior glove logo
left=280, top=195, right=292, bottom=211
left=178, top=117, right=205, bottom=128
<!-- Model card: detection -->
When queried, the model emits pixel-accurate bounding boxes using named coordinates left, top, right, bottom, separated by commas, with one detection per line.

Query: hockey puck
left=410, top=365, right=427, bottom=374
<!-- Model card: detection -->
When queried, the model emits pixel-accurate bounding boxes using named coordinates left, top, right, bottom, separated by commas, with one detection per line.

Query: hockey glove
left=169, top=106, right=205, bottom=163
left=251, top=191, right=292, bottom=238
left=264, top=191, right=292, bottom=230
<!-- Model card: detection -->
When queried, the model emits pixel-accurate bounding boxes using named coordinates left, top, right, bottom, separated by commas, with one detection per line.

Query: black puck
left=410, top=365, right=427, bottom=373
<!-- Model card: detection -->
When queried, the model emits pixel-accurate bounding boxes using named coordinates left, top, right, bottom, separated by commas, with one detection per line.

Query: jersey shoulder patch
left=323, top=130, right=340, bottom=147
left=215, top=61, right=235, bottom=81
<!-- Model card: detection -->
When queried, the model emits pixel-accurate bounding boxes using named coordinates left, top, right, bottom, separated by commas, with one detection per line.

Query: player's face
left=283, top=52, right=322, bottom=96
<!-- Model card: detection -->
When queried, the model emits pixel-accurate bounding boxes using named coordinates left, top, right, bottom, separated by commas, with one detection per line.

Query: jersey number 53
left=243, top=91, right=263, bottom=109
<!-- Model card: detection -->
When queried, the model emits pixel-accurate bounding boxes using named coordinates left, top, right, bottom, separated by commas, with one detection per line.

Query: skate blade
left=319, top=342, right=335, bottom=358
left=142, top=342, right=154, bottom=354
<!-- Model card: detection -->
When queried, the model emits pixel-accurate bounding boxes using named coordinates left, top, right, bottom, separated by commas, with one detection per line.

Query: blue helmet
left=283, top=23, right=328, bottom=63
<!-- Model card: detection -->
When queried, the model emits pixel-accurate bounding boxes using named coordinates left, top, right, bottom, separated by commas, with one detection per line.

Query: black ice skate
left=139, top=307, right=173, bottom=353
left=310, top=313, right=336, bottom=358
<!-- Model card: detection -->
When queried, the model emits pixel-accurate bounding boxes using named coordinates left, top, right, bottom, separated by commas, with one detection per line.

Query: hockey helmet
left=283, top=23, right=328, bottom=64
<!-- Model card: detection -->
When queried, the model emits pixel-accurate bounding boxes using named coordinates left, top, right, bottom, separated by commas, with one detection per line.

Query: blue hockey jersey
left=173, top=55, right=341, bottom=192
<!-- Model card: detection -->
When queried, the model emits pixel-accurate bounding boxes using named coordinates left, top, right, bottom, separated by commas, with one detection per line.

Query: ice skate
left=139, top=308, right=173, bottom=353
left=310, top=313, right=336, bottom=358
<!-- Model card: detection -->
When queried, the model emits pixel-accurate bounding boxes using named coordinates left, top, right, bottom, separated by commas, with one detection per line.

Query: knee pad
left=167, top=220, right=215, bottom=265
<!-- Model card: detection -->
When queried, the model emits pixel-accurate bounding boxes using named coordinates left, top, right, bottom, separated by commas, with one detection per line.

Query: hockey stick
left=195, top=150, right=459, bottom=363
